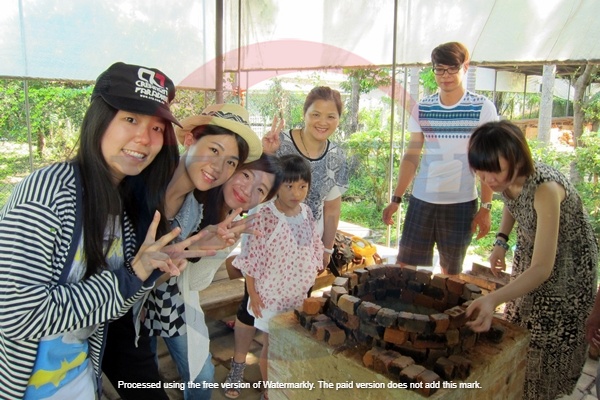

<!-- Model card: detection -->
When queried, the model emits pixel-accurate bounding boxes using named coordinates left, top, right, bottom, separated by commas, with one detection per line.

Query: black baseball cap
left=91, top=62, right=182, bottom=127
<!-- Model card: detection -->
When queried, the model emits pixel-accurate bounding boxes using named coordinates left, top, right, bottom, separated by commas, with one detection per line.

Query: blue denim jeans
left=150, top=335, right=214, bottom=400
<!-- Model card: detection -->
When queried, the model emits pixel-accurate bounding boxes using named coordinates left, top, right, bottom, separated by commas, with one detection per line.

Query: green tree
left=340, top=68, right=392, bottom=137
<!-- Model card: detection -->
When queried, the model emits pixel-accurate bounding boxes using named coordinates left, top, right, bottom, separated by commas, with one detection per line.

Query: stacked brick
left=294, top=264, right=506, bottom=397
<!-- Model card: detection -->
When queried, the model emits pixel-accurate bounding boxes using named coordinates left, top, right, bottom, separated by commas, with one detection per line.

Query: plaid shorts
left=397, top=196, right=478, bottom=274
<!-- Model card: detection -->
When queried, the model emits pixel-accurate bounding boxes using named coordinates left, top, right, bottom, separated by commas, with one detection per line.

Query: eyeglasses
left=433, top=65, right=463, bottom=76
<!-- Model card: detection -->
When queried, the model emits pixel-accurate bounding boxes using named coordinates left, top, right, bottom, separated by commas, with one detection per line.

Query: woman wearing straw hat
left=102, top=103, right=264, bottom=400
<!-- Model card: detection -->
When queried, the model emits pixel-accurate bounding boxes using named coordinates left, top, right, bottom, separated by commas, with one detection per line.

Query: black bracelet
left=496, top=232, right=509, bottom=242
left=124, top=258, right=137, bottom=276
left=391, top=195, right=402, bottom=204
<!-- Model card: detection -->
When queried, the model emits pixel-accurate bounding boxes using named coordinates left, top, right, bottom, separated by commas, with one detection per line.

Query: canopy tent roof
left=1, top=0, right=599, bottom=90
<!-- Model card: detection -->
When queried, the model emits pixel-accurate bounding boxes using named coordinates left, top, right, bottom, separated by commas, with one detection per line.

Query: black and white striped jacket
left=0, top=162, right=153, bottom=398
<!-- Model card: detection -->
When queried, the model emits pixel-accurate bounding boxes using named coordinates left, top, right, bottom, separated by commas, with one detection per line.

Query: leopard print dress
left=503, top=162, right=598, bottom=400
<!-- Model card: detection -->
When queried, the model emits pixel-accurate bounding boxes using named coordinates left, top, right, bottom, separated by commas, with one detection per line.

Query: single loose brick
left=363, top=346, right=385, bottom=368
left=415, top=269, right=432, bottom=285
left=373, top=349, right=402, bottom=374
left=448, top=355, right=472, bottom=379
left=324, top=325, right=346, bottom=346
left=434, top=356, right=456, bottom=380
left=337, top=294, right=361, bottom=315
left=389, top=355, right=415, bottom=376
left=383, top=327, right=409, bottom=345
left=401, top=265, right=418, bottom=281
left=430, top=274, right=448, bottom=289
left=333, top=276, right=350, bottom=290
left=329, top=286, right=348, bottom=305
left=446, top=276, right=466, bottom=295
left=303, top=297, right=322, bottom=315
left=399, top=364, right=426, bottom=385
left=444, top=305, right=468, bottom=329
left=311, top=320, right=336, bottom=341
left=429, top=313, right=450, bottom=333
left=416, top=369, right=441, bottom=397
left=357, top=301, right=381, bottom=322
left=375, top=308, right=399, bottom=328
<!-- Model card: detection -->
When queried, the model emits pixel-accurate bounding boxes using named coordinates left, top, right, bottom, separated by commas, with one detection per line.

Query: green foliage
left=575, top=130, right=600, bottom=179
left=339, top=68, right=392, bottom=94
left=583, top=92, right=600, bottom=128
left=246, top=79, right=306, bottom=128
left=420, top=68, right=437, bottom=94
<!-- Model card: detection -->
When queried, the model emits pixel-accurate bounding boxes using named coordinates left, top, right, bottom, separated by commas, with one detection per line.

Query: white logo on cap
left=135, top=67, right=169, bottom=104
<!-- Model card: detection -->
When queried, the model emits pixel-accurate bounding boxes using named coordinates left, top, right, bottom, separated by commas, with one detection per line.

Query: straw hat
left=175, top=103, right=262, bottom=163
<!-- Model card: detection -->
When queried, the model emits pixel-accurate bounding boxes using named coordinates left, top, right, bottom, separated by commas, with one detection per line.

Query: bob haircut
left=279, top=154, right=312, bottom=189
left=303, top=86, right=343, bottom=116
left=431, top=41, right=470, bottom=67
left=468, top=120, right=535, bottom=180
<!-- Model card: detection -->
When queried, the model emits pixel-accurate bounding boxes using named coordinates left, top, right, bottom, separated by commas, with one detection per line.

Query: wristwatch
left=480, top=202, right=492, bottom=210
left=493, top=238, right=509, bottom=251
left=391, top=195, right=402, bottom=204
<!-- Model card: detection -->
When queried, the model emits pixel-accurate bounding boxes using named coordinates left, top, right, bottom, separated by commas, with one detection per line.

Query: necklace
left=299, top=130, right=325, bottom=159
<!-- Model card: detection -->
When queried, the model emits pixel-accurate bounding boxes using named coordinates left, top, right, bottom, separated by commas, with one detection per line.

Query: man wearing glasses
left=382, top=41, right=498, bottom=276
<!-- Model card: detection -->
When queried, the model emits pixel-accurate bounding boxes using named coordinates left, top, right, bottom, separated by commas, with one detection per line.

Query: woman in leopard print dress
left=465, top=120, right=597, bottom=400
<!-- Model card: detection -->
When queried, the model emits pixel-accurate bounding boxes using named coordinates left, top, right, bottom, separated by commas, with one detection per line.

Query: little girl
left=230, top=154, right=323, bottom=400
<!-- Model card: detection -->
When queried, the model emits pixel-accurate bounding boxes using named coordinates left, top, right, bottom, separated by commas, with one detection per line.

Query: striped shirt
left=0, top=162, right=152, bottom=398
left=408, top=91, right=498, bottom=204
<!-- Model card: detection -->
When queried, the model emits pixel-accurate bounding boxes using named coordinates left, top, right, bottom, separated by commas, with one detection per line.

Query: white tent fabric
left=2, top=0, right=599, bottom=89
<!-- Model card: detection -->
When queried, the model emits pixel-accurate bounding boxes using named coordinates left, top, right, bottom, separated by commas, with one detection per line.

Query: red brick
left=362, top=346, right=385, bottom=368
left=429, top=313, right=450, bottom=333
left=414, top=293, right=435, bottom=309
left=416, top=369, right=441, bottom=397
left=373, top=349, right=402, bottom=374
left=303, top=297, right=322, bottom=315
left=399, top=364, right=426, bottom=385
left=448, top=355, right=472, bottom=379
left=446, top=276, right=465, bottom=295
left=329, top=286, right=348, bottom=305
left=444, top=305, right=467, bottom=329
left=311, top=320, right=335, bottom=341
left=434, top=356, right=456, bottom=380
left=389, top=355, right=415, bottom=377
left=383, top=327, right=409, bottom=345
left=337, top=294, right=361, bottom=315
left=430, top=274, right=449, bottom=289
left=415, top=269, right=432, bottom=285
left=324, top=325, right=346, bottom=346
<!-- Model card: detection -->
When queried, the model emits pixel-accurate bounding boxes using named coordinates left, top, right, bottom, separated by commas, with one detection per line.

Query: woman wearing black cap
left=0, top=62, right=213, bottom=399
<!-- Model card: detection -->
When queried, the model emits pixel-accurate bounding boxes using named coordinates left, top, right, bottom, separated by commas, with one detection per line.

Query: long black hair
left=73, top=97, right=179, bottom=278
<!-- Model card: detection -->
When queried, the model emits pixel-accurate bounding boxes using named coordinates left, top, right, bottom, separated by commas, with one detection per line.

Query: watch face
left=482, top=202, right=492, bottom=210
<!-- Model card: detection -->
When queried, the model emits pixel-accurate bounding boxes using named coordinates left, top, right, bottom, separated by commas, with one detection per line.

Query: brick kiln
left=268, top=264, right=530, bottom=400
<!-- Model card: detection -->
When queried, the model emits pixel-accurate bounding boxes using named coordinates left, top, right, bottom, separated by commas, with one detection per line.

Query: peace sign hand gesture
left=261, top=114, right=284, bottom=154
left=130, top=211, right=216, bottom=280
left=187, top=208, right=261, bottom=251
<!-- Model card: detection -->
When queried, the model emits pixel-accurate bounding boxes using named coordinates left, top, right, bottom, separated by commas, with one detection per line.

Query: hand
left=249, top=292, right=265, bottom=319
left=471, top=208, right=492, bottom=240
left=262, top=115, right=284, bottom=154
left=161, top=229, right=218, bottom=263
left=585, top=309, right=600, bottom=347
left=382, top=202, right=399, bottom=225
left=131, top=211, right=187, bottom=280
left=465, top=295, right=496, bottom=332
left=488, top=246, right=507, bottom=277
left=188, top=209, right=260, bottom=251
